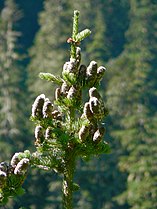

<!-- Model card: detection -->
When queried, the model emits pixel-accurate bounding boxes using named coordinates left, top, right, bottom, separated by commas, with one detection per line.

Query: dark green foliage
left=0, top=151, right=30, bottom=205
left=106, top=0, right=157, bottom=208
left=0, top=0, right=26, bottom=161
left=15, top=0, right=43, bottom=52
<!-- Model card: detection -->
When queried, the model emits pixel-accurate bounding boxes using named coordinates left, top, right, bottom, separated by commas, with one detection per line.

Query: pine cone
left=89, top=87, right=101, bottom=99
left=52, top=110, right=62, bottom=120
left=43, top=98, right=53, bottom=118
left=93, top=126, right=105, bottom=143
left=89, top=87, right=106, bottom=120
left=45, top=127, right=53, bottom=139
left=61, top=82, right=70, bottom=96
left=35, top=125, right=44, bottom=144
left=77, top=64, right=86, bottom=86
left=83, top=102, right=93, bottom=121
left=79, top=125, right=89, bottom=141
left=86, top=61, right=97, bottom=86
left=11, top=153, right=22, bottom=168
left=0, top=162, right=8, bottom=173
left=67, top=86, right=77, bottom=99
left=96, top=66, right=106, bottom=81
left=89, top=97, right=100, bottom=114
left=14, top=158, right=29, bottom=175
left=32, top=94, right=45, bottom=118
left=62, top=59, right=77, bottom=74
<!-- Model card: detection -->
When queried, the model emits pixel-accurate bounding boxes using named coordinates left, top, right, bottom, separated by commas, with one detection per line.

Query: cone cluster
left=31, top=47, right=108, bottom=149
left=79, top=87, right=107, bottom=143
left=31, top=44, right=109, bottom=154
left=0, top=151, right=30, bottom=202
left=32, top=93, right=63, bottom=146
left=0, top=10, right=110, bottom=206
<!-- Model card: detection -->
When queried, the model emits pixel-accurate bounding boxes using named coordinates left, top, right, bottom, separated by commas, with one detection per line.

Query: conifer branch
left=72, top=10, right=79, bottom=40
left=75, top=29, right=91, bottom=42
left=69, top=10, right=91, bottom=59
left=0, top=10, right=110, bottom=208
left=39, top=72, right=63, bottom=85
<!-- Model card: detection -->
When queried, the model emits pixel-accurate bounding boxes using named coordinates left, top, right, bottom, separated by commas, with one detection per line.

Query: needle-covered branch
left=0, top=10, right=110, bottom=208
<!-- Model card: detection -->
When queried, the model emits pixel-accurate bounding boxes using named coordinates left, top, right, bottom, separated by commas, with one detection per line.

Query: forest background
left=0, top=0, right=157, bottom=208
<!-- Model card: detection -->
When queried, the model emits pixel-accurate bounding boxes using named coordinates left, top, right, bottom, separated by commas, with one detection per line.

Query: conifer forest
left=0, top=0, right=157, bottom=209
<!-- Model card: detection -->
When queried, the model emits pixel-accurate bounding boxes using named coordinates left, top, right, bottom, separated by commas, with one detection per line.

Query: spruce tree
left=0, top=10, right=110, bottom=209
left=106, top=1, right=157, bottom=208
left=27, top=1, right=130, bottom=208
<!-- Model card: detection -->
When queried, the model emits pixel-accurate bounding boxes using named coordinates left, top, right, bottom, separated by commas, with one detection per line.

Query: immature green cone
left=32, top=94, right=45, bottom=118
left=14, top=158, right=29, bottom=175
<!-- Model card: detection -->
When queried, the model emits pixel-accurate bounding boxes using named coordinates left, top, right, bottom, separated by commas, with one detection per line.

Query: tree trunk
left=62, top=155, right=75, bottom=209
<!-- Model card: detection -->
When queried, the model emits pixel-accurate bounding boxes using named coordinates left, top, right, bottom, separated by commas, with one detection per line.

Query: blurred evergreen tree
left=15, top=0, right=43, bottom=54
left=0, top=0, right=25, bottom=159
left=79, top=1, right=109, bottom=64
left=73, top=0, right=129, bottom=64
left=28, top=0, right=72, bottom=98
left=0, top=1, right=34, bottom=208
left=104, top=0, right=130, bottom=58
left=106, top=0, right=157, bottom=208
